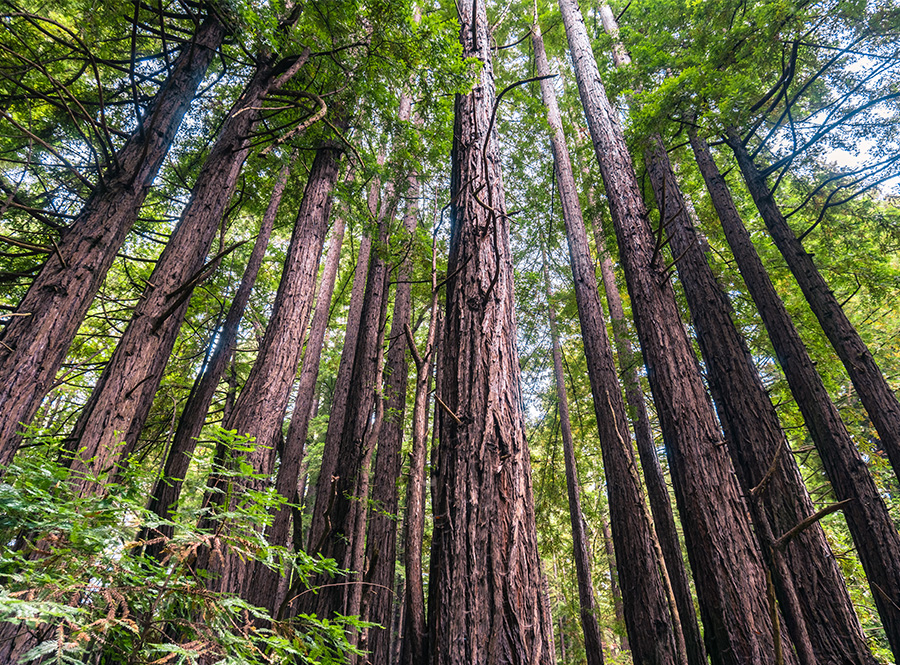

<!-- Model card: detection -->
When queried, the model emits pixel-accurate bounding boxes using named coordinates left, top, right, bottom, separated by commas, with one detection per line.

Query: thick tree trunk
left=533, top=22, right=677, bottom=665
left=695, top=129, right=900, bottom=661
left=591, top=214, right=706, bottom=665
left=0, top=17, right=225, bottom=465
left=306, top=226, right=373, bottom=554
left=305, top=196, right=393, bottom=620
left=246, top=209, right=347, bottom=616
left=557, top=1, right=787, bottom=663
left=539, top=235, right=606, bottom=665
left=726, top=128, right=900, bottom=483
left=64, top=54, right=305, bottom=490
left=646, top=134, right=874, bottom=665
left=426, top=2, right=555, bottom=662
left=140, top=158, right=292, bottom=560
left=198, top=142, right=342, bottom=597
left=364, top=168, right=418, bottom=664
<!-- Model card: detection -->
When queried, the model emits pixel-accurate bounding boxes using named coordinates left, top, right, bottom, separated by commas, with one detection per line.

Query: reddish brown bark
left=696, top=129, right=900, bottom=662
left=591, top=214, right=706, bottom=665
left=0, top=17, right=225, bottom=466
left=600, top=515, right=626, bottom=653
left=539, top=235, right=606, bottom=665
left=363, top=172, right=418, bottom=664
left=426, top=1, right=555, bottom=662
left=558, top=1, right=787, bottom=662
left=140, top=158, right=292, bottom=560
left=198, top=142, right=342, bottom=596
left=304, top=181, right=395, bottom=618
left=246, top=211, right=348, bottom=616
left=533, top=21, right=677, bottom=665
left=306, top=225, right=373, bottom=555
left=726, top=128, right=900, bottom=484
left=64, top=54, right=306, bottom=490
left=399, top=254, right=440, bottom=665
left=646, top=133, right=873, bottom=665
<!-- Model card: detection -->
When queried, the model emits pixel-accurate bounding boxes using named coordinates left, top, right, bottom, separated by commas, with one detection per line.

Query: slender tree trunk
left=694, top=128, right=900, bottom=661
left=600, top=515, right=626, bottom=653
left=591, top=211, right=706, bottom=665
left=0, top=17, right=225, bottom=465
left=726, top=127, right=900, bottom=483
left=364, top=166, right=419, bottom=664
left=346, top=276, right=391, bottom=658
left=645, top=133, right=874, bottom=665
left=246, top=210, right=348, bottom=616
left=427, top=2, right=555, bottom=662
left=306, top=194, right=394, bottom=619
left=140, top=158, right=292, bottom=560
left=306, top=225, right=373, bottom=555
left=199, top=141, right=341, bottom=598
left=533, top=22, right=677, bottom=665
left=585, top=15, right=707, bottom=661
left=63, top=54, right=307, bottom=490
left=399, top=267, right=440, bottom=665
left=557, top=2, right=788, bottom=663
left=390, top=572, right=405, bottom=665
left=539, top=235, right=606, bottom=665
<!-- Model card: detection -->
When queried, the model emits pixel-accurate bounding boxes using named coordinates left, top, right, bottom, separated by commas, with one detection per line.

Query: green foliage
left=0, top=430, right=360, bottom=664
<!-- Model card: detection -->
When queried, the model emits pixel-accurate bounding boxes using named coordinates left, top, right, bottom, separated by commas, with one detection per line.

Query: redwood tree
left=426, top=0, right=555, bottom=661
left=63, top=53, right=308, bottom=490
left=533, top=20, right=680, bottom=665
left=0, top=16, right=225, bottom=465
left=557, top=0, right=790, bottom=661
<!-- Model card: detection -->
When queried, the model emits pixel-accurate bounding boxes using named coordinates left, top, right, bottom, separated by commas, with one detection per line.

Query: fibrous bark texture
left=698, top=129, right=900, bottom=661
left=64, top=55, right=304, bottom=489
left=533, top=21, right=677, bottom=665
left=141, top=158, right=292, bottom=560
left=306, top=226, right=372, bottom=555
left=557, top=1, right=787, bottom=662
left=198, top=141, right=341, bottom=598
left=539, top=232, right=606, bottom=665
left=646, top=133, right=873, bottom=665
left=247, top=194, right=347, bottom=616
left=426, top=1, right=555, bottom=662
left=727, top=128, right=900, bottom=484
left=0, top=17, right=225, bottom=465
left=364, top=165, right=418, bottom=664
left=306, top=190, right=393, bottom=620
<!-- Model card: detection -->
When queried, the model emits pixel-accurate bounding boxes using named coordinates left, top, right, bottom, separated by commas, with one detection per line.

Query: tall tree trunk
left=305, top=194, right=394, bottom=619
left=726, top=128, right=900, bottom=482
left=539, top=234, right=606, bottom=665
left=586, top=14, right=706, bottom=655
left=306, top=223, right=373, bottom=555
left=198, top=141, right=342, bottom=597
left=591, top=212, right=706, bottom=665
left=0, top=17, right=225, bottom=465
left=140, top=158, right=292, bottom=560
left=63, top=54, right=306, bottom=490
left=246, top=208, right=348, bottom=616
left=399, top=246, right=440, bottom=665
left=694, top=128, right=900, bottom=661
left=532, top=21, right=678, bottom=665
left=600, top=515, right=626, bottom=653
left=557, top=1, right=788, bottom=662
left=645, top=133, right=873, bottom=665
left=426, top=2, right=555, bottom=662
left=364, top=166, right=419, bottom=664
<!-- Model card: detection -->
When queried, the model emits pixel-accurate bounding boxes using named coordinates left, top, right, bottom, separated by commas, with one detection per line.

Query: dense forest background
left=0, top=0, right=898, bottom=663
